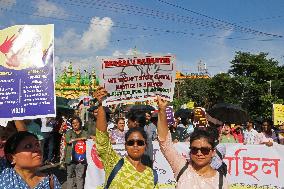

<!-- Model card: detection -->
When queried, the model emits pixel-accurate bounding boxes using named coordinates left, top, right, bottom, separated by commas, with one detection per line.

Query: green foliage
left=174, top=78, right=211, bottom=109
left=174, top=51, right=284, bottom=122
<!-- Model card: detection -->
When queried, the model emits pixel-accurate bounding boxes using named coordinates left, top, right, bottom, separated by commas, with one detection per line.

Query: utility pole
left=268, top=80, right=272, bottom=95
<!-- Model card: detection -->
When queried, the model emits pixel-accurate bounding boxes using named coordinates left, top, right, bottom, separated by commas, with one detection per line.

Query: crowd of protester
left=1, top=87, right=284, bottom=188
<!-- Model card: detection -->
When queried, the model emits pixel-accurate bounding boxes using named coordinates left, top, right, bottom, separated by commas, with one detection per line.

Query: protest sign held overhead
left=0, top=24, right=55, bottom=120
left=273, top=104, right=284, bottom=126
left=97, top=54, right=176, bottom=106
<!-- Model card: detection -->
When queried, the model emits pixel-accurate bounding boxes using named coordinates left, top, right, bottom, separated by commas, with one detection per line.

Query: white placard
left=96, top=54, right=176, bottom=106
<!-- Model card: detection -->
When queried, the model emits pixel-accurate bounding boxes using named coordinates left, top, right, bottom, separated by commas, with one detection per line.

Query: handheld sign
left=0, top=24, right=55, bottom=120
left=97, top=54, right=176, bottom=106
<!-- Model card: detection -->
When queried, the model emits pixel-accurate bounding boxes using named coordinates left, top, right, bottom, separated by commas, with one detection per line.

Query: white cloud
left=112, top=48, right=143, bottom=56
left=34, top=0, right=67, bottom=19
left=112, top=50, right=123, bottom=56
left=54, top=17, right=113, bottom=79
left=56, top=17, right=113, bottom=56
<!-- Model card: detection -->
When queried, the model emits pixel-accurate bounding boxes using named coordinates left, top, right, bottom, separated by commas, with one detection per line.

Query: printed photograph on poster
left=97, top=54, right=176, bottom=106
left=0, top=24, right=55, bottom=120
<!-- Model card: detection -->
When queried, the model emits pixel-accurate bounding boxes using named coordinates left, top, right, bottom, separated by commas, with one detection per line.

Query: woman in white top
left=156, top=96, right=228, bottom=189
left=257, top=120, right=278, bottom=146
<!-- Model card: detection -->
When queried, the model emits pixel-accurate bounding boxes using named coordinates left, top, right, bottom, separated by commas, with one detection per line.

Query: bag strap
left=219, top=172, right=223, bottom=189
left=49, top=174, right=54, bottom=189
left=176, top=161, right=189, bottom=182
left=216, top=149, right=223, bottom=159
left=104, top=158, right=124, bottom=189
left=275, top=132, right=280, bottom=144
left=153, top=169, right=158, bottom=186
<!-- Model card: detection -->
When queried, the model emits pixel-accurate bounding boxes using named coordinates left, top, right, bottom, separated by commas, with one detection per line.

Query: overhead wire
left=2, top=0, right=283, bottom=60
left=0, top=1, right=277, bottom=43
left=156, top=0, right=283, bottom=38
left=1, top=0, right=282, bottom=59
left=0, top=7, right=187, bottom=35
left=238, top=15, right=284, bottom=24
left=57, top=0, right=283, bottom=38
left=1, top=0, right=281, bottom=43
left=55, top=0, right=234, bottom=31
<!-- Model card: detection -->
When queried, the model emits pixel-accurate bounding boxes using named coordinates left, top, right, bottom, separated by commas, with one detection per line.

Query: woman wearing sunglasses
left=156, top=96, right=228, bottom=189
left=94, top=87, right=158, bottom=188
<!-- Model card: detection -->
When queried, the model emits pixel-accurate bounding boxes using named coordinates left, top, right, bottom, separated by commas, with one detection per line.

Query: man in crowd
left=41, top=117, right=56, bottom=165
left=145, top=111, right=157, bottom=141
left=85, top=105, right=98, bottom=139
left=243, top=120, right=259, bottom=144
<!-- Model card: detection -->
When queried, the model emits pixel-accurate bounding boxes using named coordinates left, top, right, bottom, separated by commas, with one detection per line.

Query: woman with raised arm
left=156, top=96, right=228, bottom=189
left=94, top=87, right=158, bottom=189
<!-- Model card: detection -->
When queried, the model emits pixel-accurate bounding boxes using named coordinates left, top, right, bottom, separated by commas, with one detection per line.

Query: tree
left=208, top=73, right=241, bottom=105
left=229, top=52, right=281, bottom=119
left=173, top=52, right=283, bottom=121
left=179, top=78, right=211, bottom=108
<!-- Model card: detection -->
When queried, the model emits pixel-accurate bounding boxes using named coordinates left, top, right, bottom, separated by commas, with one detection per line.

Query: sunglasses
left=190, top=147, right=212, bottom=155
left=126, top=140, right=145, bottom=146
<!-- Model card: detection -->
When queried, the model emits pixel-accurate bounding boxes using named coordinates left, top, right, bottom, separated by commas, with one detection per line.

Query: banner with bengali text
left=85, top=141, right=284, bottom=189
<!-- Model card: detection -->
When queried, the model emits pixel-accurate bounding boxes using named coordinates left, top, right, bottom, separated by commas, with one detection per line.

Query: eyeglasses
left=126, top=140, right=145, bottom=146
left=190, top=147, right=212, bottom=155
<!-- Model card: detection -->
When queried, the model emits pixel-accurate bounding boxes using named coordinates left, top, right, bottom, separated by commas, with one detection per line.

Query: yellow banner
left=273, top=104, right=284, bottom=125
left=186, top=101, right=195, bottom=109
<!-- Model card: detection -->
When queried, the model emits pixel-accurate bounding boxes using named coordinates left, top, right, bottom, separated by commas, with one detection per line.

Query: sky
left=0, top=0, right=284, bottom=76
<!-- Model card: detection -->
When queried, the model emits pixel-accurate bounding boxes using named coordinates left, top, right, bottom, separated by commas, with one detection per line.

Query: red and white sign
left=84, top=140, right=284, bottom=189
left=97, top=54, right=176, bottom=106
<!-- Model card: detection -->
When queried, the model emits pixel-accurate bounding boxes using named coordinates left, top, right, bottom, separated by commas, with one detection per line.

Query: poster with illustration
left=0, top=24, right=55, bottom=120
left=97, top=54, right=176, bottom=106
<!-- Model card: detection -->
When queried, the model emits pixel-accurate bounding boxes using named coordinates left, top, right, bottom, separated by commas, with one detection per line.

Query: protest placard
left=273, top=104, right=284, bottom=126
left=97, top=54, right=176, bottom=106
left=0, top=24, right=55, bottom=120
left=193, top=107, right=208, bottom=128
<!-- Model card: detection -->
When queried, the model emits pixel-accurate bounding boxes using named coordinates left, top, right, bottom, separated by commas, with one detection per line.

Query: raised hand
left=156, top=96, right=169, bottom=141
left=93, top=87, right=108, bottom=132
left=93, top=87, right=108, bottom=105
left=156, top=96, right=168, bottom=111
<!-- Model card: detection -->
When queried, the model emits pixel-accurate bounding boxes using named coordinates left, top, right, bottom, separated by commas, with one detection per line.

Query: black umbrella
left=207, top=103, right=248, bottom=124
left=129, top=104, right=156, bottom=112
left=174, top=108, right=193, bottom=119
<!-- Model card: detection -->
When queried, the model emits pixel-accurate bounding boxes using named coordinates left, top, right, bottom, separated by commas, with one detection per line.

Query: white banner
left=85, top=140, right=284, bottom=189
left=96, top=54, right=176, bottom=106
left=224, top=143, right=284, bottom=189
